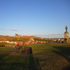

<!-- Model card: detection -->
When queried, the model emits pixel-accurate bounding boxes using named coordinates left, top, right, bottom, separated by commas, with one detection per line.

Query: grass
left=0, top=43, right=70, bottom=70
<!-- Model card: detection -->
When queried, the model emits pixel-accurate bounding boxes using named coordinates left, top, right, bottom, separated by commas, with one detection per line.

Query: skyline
left=0, top=28, right=67, bottom=38
left=0, top=0, right=70, bottom=38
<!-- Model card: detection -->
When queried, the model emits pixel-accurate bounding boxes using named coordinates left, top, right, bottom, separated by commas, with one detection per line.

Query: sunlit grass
left=0, top=43, right=70, bottom=70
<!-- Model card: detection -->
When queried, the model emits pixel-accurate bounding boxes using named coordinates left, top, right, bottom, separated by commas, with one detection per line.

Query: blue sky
left=0, top=0, right=70, bottom=38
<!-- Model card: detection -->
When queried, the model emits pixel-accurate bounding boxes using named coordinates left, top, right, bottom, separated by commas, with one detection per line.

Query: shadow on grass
left=53, top=46, right=70, bottom=62
left=22, top=52, right=41, bottom=70
left=0, top=52, right=41, bottom=70
left=28, top=54, right=41, bottom=70
left=52, top=46, right=70, bottom=70
left=0, top=51, right=11, bottom=62
left=62, top=65, right=70, bottom=70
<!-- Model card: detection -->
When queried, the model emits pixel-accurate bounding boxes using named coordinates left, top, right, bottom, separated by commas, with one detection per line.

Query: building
left=15, top=34, right=21, bottom=38
left=64, top=26, right=70, bottom=43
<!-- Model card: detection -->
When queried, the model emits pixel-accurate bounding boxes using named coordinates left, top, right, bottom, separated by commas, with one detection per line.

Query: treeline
left=0, top=36, right=52, bottom=42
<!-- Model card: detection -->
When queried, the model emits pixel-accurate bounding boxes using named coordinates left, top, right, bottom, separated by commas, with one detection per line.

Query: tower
left=64, top=26, right=69, bottom=42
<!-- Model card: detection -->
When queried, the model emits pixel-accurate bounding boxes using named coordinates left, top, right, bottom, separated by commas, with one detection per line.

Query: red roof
left=23, top=36, right=30, bottom=37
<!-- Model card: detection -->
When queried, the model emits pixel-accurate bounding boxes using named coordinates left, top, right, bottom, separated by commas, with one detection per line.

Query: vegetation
left=0, top=36, right=53, bottom=42
left=0, top=42, right=8, bottom=47
left=0, top=43, right=70, bottom=70
left=0, top=36, right=30, bottom=42
left=33, top=38, right=52, bottom=42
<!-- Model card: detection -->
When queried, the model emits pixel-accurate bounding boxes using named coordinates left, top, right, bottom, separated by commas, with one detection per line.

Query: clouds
left=35, top=33, right=63, bottom=36
left=35, top=33, right=64, bottom=38
left=0, top=29, right=23, bottom=31
left=0, top=29, right=64, bottom=38
left=21, top=33, right=64, bottom=37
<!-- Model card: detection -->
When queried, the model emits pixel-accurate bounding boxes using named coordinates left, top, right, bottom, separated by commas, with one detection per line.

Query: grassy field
left=0, top=43, right=70, bottom=70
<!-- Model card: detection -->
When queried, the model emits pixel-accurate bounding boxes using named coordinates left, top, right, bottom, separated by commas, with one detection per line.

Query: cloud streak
left=34, top=33, right=64, bottom=38
left=35, top=33, right=63, bottom=36
left=0, top=29, right=23, bottom=31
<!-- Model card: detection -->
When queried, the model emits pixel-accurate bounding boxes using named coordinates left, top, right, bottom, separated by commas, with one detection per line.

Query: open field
left=0, top=43, right=70, bottom=70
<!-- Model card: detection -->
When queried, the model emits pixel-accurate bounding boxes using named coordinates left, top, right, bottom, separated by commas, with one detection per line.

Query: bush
left=0, top=45, right=5, bottom=47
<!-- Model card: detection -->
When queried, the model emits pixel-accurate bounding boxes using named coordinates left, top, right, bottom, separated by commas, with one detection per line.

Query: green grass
left=0, top=43, right=70, bottom=70
left=0, top=47, right=13, bottom=51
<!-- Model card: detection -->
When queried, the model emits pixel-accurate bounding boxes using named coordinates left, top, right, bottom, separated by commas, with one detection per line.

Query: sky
left=0, top=0, right=70, bottom=38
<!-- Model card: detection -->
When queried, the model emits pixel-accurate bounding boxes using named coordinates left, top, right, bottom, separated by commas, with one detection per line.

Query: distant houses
left=23, top=36, right=30, bottom=37
left=0, top=40, right=17, bottom=44
left=0, top=35, right=48, bottom=46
